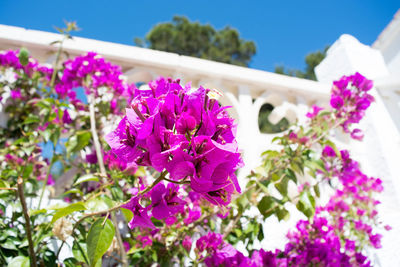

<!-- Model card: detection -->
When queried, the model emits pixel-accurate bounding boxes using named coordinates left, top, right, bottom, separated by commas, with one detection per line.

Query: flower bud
left=52, top=218, right=73, bottom=241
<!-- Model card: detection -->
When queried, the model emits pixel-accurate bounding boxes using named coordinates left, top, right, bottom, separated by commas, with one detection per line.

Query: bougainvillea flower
left=62, top=109, right=73, bottom=124
left=121, top=197, right=155, bottom=229
left=105, top=117, right=148, bottom=167
left=306, top=105, right=324, bottom=118
left=107, top=77, right=243, bottom=206
left=322, top=145, right=336, bottom=158
left=150, top=183, right=185, bottom=220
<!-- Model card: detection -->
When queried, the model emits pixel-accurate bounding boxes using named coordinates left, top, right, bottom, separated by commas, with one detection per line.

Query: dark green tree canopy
left=135, top=16, right=256, bottom=67
left=274, top=46, right=329, bottom=80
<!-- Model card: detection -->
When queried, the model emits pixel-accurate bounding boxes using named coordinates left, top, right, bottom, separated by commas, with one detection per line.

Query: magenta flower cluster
left=121, top=182, right=186, bottom=229
left=330, top=72, right=374, bottom=139
left=0, top=50, right=52, bottom=79
left=318, top=148, right=385, bottom=250
left=282, top=217, right=370, bottom=266
left=196, top=217, right=370, bottom=267
left=195, top=232, right=253, bottom=267
left=55, top=52, right=132, bottom=100
left=106, top=77, right=242, bottom=206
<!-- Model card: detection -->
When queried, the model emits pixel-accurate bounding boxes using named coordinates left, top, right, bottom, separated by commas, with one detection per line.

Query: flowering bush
left=0, top=25, right=387, bottom=267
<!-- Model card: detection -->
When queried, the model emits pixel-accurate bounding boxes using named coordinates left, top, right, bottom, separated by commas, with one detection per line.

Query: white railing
left=0, top=24, right=331, bottom=177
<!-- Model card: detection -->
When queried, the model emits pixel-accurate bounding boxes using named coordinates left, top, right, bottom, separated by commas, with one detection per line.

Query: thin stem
left=49, top=36, right=66, bottom=90
left=311, top=117, right=346, bottom=145
left=163, top=177, right=190, bottom=185
left=17, top=177, right=37, bottom=267
left=111, top=212, right=127, bottom=266
left=88, top=94, right=107, bottom=176
left=138, top=171, right=167, bottom=195
left=0, top=187, right=17, bottom=191
left=222, top=210, right=243, bottom=239
left=87, top=92, right=127, bottom=266
left=37, top=159, right=54, bottom=210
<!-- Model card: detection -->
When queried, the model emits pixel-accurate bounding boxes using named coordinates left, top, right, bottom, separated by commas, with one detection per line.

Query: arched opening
left=258, top=103, right=289, bottom=133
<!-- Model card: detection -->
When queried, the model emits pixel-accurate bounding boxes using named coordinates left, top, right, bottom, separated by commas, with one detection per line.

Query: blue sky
left=0, top=1, right=398, bottom=72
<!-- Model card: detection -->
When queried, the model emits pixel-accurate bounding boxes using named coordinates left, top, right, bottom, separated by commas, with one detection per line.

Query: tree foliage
left=275, top=46, right=329, bottom=80
left=135, top=16, right=256, bottom=67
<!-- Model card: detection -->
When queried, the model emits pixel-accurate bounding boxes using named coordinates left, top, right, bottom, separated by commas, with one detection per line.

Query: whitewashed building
left=0, top=9, right=399, bottom=265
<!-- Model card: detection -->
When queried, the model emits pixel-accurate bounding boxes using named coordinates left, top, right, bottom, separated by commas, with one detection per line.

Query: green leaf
left=87, top=219, right=115, bottom=267
left=23, top=114, right=40, bottom=124
left=18, top=238, right=29, bottom=248
left=263, top=160, right=272, bottom=174
left=257, top=223, right=264, bottom=241
left=73, top=174, right=99, bottom=186
left=63, top=258, right=80, bottom=267
left=1, top=238, right=18, bottom=250
left=318, top=110, right=331, bottom=117
left=255, top=180, right=269, bottom=194
left=257, top=196, right=275, bottom=217
left=121, top=208, right=133, bottom=223
left=50, top=128, right=61, bottom=146
left=23, top=164, right=33, bottom=178
left=51, top=202, right=87, bottom=224
left=73, top=242, right=88, bottom=263
left=0, top=229, right=17, bottom=241
left=285, top=168, right=297, bottom=183
left=64, top=188, right=84, bottom=196
left=296, top=192, right=315, bottom=218
left=0, top=180, right=10, bottom=188
left=111, top=186, right=124, bottom=200
left=308, top=191, right=316, bottom=209
left=271, top=173, right=280, bottom=182
left=21, top=145, right=35, bottom=156
left=276, top=208, right=290, bottom=221
left=313, top=184, right=320, bottom=198
left=18, top=48, right=29, bottom=66
left=40, top=129, right=52, bottom=142
left=66, top=131, right=91, bottom=155
left=291, top=161, right=304, bottom=175
left=8, top=256, right=29, bottom=267
left=261, top=150, right=280, bottom=158
left=86, top=196, right=113, bottom=212
left=29, top=208, right=47, bottom=216
left=271, top=136, right=282, bottom=143
left=275, top=176, right=289, bottom=196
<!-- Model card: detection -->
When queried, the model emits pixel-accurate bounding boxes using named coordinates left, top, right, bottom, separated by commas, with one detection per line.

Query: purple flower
left=62, top=109, right=73, bottom=124
left=322, top=145, right=336, bottom=158
left=85, top=150, right=98, bottom=164
left=306, top=105, right=323, bottom=118
left=182, top=235, right=192, bottom=252
left=196, top=232, right=257, bottom=267
left=10, top=89, right=22, bottom=99
left=150, top=183, right=185, bottom=220
left=121, top=197, right=155, bottom=230
left=107, top=77, right=243, bottom=206
left=0, top=50, right=53, bottom=78
left=123, top=241, right=130, bottom=252
left=183, top=205, right=201, bottom=225
left=105, top=117, right=148, bottom=168
left=350, top=129, right=364, bottom=141
left=330, top=95, right=344, bottom=109
left=329, top=73, right=374, bottom=134
left=369, top=234, right=382, bottom=249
